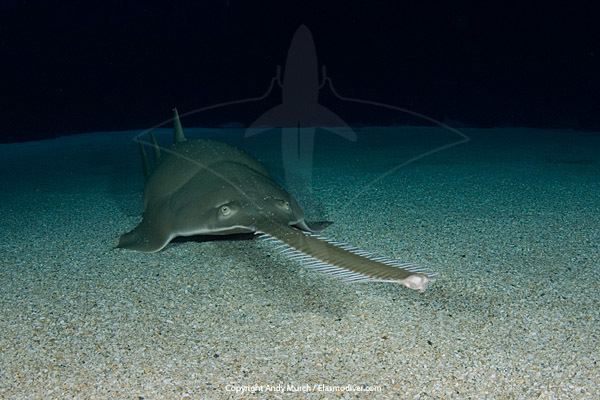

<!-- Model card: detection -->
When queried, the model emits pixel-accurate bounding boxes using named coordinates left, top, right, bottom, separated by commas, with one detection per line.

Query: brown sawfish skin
left=118, top=108, right=434, bottom=291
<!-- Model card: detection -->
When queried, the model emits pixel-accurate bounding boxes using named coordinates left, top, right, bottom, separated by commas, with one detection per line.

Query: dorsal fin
left=173, top=107, right=186, bottom=144
left=149, top=132, right=161, bottom=161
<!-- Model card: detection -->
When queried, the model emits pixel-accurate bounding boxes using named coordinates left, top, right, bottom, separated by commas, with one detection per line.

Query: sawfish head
left=118, top=109, right=327, bottom=252
left=118, top=158, right=323, bottom=252
left=172, top=161, right=313, bottom=235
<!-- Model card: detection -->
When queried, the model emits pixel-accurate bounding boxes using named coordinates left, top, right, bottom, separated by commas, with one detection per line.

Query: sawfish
left=118, top=109, right=434, bottom=291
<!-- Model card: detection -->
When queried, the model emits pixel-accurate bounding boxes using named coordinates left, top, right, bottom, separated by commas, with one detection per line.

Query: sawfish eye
left=219, top=205, right=232, bottom=216
left=277, top=200, right=290, bottom=210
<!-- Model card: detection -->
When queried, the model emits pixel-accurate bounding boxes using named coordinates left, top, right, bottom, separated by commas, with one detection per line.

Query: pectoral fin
left=117, top=212, right=173, bottom=252
left=294, top=220, right=332, bottom=232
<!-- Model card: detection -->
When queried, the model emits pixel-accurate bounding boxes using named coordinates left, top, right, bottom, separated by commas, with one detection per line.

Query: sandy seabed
left=0, top=127, right=598, bottom=399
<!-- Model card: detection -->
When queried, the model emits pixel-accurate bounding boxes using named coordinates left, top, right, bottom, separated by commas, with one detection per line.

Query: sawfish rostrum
left=118, top=109, right=434, bottom=291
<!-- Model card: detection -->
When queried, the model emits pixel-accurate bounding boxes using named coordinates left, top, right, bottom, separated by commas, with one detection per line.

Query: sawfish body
left=118, top=109, right=434, bottom=291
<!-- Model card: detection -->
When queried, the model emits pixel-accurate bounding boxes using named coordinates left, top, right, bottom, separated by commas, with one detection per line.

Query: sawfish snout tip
left=401, top=273, right=432, bottom=292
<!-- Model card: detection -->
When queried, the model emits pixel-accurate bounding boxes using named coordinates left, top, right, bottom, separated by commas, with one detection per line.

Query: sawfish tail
left=256, top=223, right=435, bottom=291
